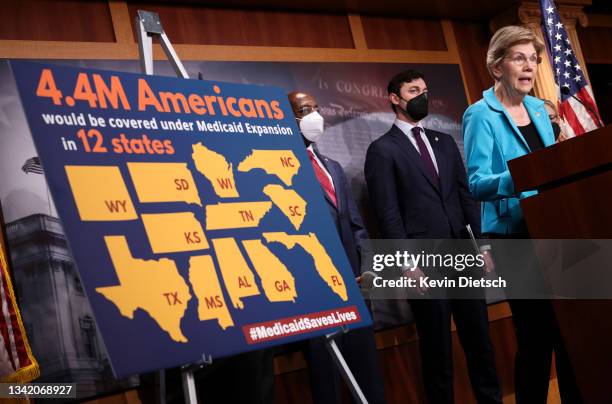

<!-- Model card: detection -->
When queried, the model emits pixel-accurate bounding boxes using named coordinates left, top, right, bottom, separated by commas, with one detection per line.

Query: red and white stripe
left=558, top=85, right=601, bottom=137
left=0, top=265, right=20, bottom=378
left=0, top=243, right=38, bottom=382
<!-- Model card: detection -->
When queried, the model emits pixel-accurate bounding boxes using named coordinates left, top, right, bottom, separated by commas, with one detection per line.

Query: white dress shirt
left=393, top=118, right=439, bottom=174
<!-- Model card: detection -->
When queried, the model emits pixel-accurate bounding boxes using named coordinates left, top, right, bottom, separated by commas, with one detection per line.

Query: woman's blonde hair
left=486, top=25, right=545, bottom=80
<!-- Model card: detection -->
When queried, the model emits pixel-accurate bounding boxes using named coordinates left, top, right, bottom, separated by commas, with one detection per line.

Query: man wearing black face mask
left=365, top=70, right=502, bottom=404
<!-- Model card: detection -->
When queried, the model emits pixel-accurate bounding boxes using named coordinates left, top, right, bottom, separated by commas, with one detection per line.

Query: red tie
left=307, top=150, right=337, bottom=207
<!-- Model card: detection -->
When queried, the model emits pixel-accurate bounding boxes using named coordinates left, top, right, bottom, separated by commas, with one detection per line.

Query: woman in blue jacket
left=463, top=26, right=582, bottom=404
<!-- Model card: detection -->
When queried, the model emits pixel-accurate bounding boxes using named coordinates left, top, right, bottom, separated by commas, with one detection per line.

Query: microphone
left=561, top=86, right=604, bottom=128
left=465, top=224, right=480, bottom=255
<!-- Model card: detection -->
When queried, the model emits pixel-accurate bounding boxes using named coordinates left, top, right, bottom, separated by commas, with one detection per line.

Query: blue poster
left=10, top=61, right=371, bottom=377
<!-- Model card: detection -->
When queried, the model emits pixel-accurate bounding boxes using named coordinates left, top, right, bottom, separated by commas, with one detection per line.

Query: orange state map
left=141, top=212, right=209, bottom=254
left=206, top=201, right=272, bottom=230
left=188, top=255, right=234, bottom=329
left=262, top=184, right=307, bottom=231
left=211, top=238, right=260, bottom=309
left=242, top=239, right=297, bottom=303
left=65, top=165, right=137, bottom=221
left=237, top=150, right=300, bottom=186
left=192, top=143, right=239, bottom=198
left=127, top=162, right=201, bottom=206
left=263, top=232, right=348, bottom=301
left=96, top=236, right=192, bottom=343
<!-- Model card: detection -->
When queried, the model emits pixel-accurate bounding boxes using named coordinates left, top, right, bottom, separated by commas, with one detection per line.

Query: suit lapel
left=500, top=109, right=531, bottom=151
left=484, top=88, right=531, bottom=151
left=424, top=130, right=448, bottom=194
left=389, top=126, right=441, bottom=194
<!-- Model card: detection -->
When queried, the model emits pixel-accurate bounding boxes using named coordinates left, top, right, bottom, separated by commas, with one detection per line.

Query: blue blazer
left=462, top=87, right=555, bottom=235
left=365, top=125, right=480, bottom=239
left=312, top=148, right=368, bottom=277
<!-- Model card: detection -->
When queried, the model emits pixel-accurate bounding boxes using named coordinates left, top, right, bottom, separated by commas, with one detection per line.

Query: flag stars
left=564, top=59, right=572, bottom=67
left=556, top=22, right=564, bottom=29
left=554, top=44, right=562, bottom=51
left=546, top=5, right=554, bottom=13
left=574, top=75, right=582, bottom=82
left=564, top=48, right=573, bottom=56
left=563, top=72, right=571, bottom=79
left=555, top=33, right=562, bottom=41
left=548, top=17, right=554, bottom=25
left=556, top=68, right=561, bottom=75
left=554, top=56, right=561, bottom=64
left=575, top=64, right=581, bottom=71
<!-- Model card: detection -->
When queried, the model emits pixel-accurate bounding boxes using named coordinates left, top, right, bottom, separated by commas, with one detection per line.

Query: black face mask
left=551, top=122, right=561, bottom=140
left=399, top=92, right=428, bottom=121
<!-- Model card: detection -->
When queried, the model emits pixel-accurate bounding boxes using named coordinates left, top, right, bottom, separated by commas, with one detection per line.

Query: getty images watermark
left=359, top=239, right=612, bottom=300
left=370, top=249, right=506, bottom=290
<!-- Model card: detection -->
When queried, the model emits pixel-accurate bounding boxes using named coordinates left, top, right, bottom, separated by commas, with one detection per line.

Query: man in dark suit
left=364, top=70, right=501, bottom=404
left=288, top=91, right=386, bottom=404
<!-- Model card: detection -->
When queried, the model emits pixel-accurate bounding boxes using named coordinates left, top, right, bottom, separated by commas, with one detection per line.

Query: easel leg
left=325, top=336, right=368, bottom=404
left=134, top=9, right=207, bottom=404
left=156, top=369, right=166, bottom=404
left=135, top=10, right=189, bottom=79
left=181, top=368, right=198, bottom=404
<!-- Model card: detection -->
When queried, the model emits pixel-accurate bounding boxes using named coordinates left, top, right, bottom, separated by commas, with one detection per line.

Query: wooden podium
left=508, top=125, right=612, bottom=404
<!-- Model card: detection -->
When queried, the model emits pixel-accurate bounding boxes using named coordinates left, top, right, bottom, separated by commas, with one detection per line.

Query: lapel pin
left=435, top=137, right=439, bottom=142
left=536, top=112, right=541, bottom=117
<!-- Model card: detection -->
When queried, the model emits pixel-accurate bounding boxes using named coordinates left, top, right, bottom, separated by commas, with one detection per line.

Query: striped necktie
left=307, top=150, right=337, bottom=207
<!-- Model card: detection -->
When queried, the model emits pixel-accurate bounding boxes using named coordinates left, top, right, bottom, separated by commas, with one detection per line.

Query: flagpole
left=45, top=180, right=52, bottom=217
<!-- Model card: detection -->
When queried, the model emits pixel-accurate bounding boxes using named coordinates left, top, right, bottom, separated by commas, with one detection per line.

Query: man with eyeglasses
left=365, top=70, right=502, bottom=404
left=287, top=91, right=386, bottom=404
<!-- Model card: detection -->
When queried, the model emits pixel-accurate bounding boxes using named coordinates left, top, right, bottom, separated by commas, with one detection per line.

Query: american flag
left=540, top=0, right=603, bottom=136
left=21, top=157, right=43, bottom=175
left=0, top=214, right=39, bottom=383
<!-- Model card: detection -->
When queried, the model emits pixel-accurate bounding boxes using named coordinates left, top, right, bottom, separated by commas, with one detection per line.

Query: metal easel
left=135, top=10, right=367, bottom=403
left=136, top=10, right=189, bottom=79
left=325, top=326, right=368, bottom=404
left=135, top=10, right=212, bottom=404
